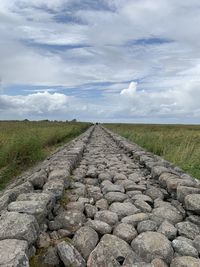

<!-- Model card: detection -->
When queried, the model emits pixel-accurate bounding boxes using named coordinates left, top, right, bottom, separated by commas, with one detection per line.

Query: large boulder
left=184, top=194, right=200, bottom=214
left=57, top=241, right=86, bottom=267
left=0, top=239, right=29, bottom=267
left=73, top=226, right=99, bottom=260
left=87, top=234, right=135, bottom=266
left=131, top=231, right=174, bottom=263
left=0, top=211, right=39, bottom=245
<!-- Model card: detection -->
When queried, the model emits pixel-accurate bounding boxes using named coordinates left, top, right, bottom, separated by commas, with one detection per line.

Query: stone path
left=1, top=125, right=200, bottom=266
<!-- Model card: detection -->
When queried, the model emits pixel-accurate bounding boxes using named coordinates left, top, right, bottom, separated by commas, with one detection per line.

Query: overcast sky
left=0, top=0, right=200, bottom=123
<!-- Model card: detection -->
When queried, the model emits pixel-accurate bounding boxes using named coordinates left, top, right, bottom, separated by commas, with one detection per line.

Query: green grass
left=0, top=120, right=91, bottom=190
left=105, top=123, right=200, bottom=179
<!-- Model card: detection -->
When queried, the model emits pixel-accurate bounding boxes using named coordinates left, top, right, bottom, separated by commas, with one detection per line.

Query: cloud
left=120, top=82, right=137, bottom=98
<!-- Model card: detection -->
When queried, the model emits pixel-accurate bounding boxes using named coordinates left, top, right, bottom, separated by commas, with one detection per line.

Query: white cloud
left=120, top=82, right=137, bottom=98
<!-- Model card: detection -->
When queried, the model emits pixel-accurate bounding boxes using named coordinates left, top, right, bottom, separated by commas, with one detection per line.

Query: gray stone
left=53, top=210, right=86, bottom=233
left=151, top=258, right=168, bottom=267
left=122, top=213, right=149, bottom=227
left=170, top=256, right=200, bottom=267
left=85, top=204, right=97, bottom=218
left=152, top=206, right=183, bottom=224
left=0, top=211, right=39, bottom=245
left=57, top=241, right=86, bottom=267
left=177, top=186, right=200, bottom=203
left=113, top=223, right=137, bottom=243
left=98, top=172, right=112, bottom=182
left=73, top=226, right=99, bottom=259
left=29, top=170, right=47, bottom=189
left=87, top=234, right=135, bottom=266
left=85, top=219, right=112, bottom=235
left=193, top=235, right=200, bottom=253
left=9, top=182, right=33, bottom=200
left=176, top=221, right=200, bottom=240
left=94, top=210, right=118, bottom=225
left=151, top=166, right=170, bottom=179
left=131, top=231, right=174, bottom=263
left=158, top=220, right=177, bottom=240
left=113, top=173, right=127, bottom=182
left=0, top=193, right=11, bottom=211
left=37, top=232, right=51, bottom=248
left=43, top=179, right=64, bottom=200
left=104, top=191, right=128, bottom=204
left=66, top=201, right=84, bottom=212
left=137, top=220, right=158, bottom=233
left=16, top=192, right=55, bottom=210
left=134, top=200, right=152, bottom=213
left=8, top=200, right=47, bottom=224
left=42, top=246, right=61, bottom=266
left=132, top=194, right=153, bottom=204
left=187, top=215, right=200, bottom=226
left=109, top=202, right=140, bottom=220
left=95, top=198, right=108, bottom=210
left=145, top=187, right=164, bottom=200
left=172, top=239, right=198, bottom=258
left=102, top=184, right=125, bottom=194
left=0, top=239, right=29, bottom=267
left=87, top=186, right=102, bottom=201
left=185, top=194, right=200, bottom=214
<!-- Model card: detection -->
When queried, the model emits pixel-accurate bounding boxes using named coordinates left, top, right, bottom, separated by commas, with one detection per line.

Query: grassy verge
left=0, top=121, right=91, bottom=190
left=105, top=123, right=200, bottom=179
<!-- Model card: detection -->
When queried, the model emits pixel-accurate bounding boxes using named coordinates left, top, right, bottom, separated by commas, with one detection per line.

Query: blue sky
left=0, top=0, right=200, bottom=123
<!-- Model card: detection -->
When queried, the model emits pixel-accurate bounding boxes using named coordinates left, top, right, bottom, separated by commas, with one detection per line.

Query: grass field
left=0, top=120, right=91, bottom=190
left=105, top=123, right=200, bottom=180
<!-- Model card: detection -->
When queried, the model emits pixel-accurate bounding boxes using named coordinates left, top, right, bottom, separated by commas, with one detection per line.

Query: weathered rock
left=87, top=186, right=102, bottom=201
left=98, top=172, right=113, bottom=182
left=37, top=232, right=51, bottom=248
left=73, top=226, right=99, bottom=259
left=8, top=200, right=47, bottom=224
left=42, top=246, right=61, bottom=266
left=43, top=179, right=64, bottom=200
left=170, top=256, right=200, bottom=267
left=131, top=231, right=174, bottom=263
left=113, top=223, right=137, bottom=243
left=85, top=219, right=112, bottom=235
left=29, top=170, right=47, bottom=189
left=104, top=191, right=128, bottom=204
left=109, top=202, right=140, bottom=219
left=85, top=204, right=97, bottom=218
left=94, top=210, right=118, bottom=225
left=152, top=206, right=183, bottom=224
left=57, top=241, right=86, bottom=267
left=158, top=220, right=177, bottom=240
left=87, top=234, right=135, bottom=266
left=177, top=186, right=200, bottom=203
left=172, top=239, right=198, bottom=258
left=0, top=211, right=39, bottom=245
left=0, top=239, right=29, bottom=267
left=122, top=213, right=149, bottom=227
left=113, top=173, right=127, bottom=182
left=151, top=258, right=168, bottom=267
left=137, top=220, right=158, bottom=233
left=145, top=187, right=164, bottom=200
left=176, top=221, right=200, bottom=240
left=95, top=198, right=108, bottom=210
left=134, top=199, right=152, bottom=213
left=185, top=194, right=200, bottom=214
left=52, top=210, right=86, bottom=233
left=66, top=201, right=84, bottom=212
left=132, top=194, right=153, bottom=204
left=102, top=184, right=125, bottom=194
left=193, top=235, right=200, bottom=254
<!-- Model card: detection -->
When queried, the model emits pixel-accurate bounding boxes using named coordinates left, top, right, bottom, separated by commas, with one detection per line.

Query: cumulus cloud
left=120, top=82, right=137, bottom=98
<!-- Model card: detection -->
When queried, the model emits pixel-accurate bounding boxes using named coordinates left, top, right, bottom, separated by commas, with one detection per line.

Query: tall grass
left=105, top=124, right=200, bottom=179
left=0, top=121, right=91, bottom=190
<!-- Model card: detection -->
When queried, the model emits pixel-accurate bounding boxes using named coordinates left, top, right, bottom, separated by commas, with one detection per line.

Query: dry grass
left=105, top=123, right=200, bottom=179
left=0, top=120, right=91, bottom=190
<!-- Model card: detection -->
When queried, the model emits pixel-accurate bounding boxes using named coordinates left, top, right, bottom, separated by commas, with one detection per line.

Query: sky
left=0, top=0, right=200, bottom=123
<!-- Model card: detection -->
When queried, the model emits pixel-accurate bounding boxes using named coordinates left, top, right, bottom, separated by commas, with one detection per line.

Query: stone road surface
left=1, top=125, right=200, bottom=267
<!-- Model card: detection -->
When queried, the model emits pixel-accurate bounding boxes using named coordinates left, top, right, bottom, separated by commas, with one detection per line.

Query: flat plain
left=0, top=120, right=91, bottom=190
left=105, top=123, right=200, bottom=180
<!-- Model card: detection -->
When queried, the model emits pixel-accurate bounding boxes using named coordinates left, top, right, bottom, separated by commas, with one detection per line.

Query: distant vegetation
left=0, top=121, right=91, bottom=190
left=105, top=123, right=200, bottom=179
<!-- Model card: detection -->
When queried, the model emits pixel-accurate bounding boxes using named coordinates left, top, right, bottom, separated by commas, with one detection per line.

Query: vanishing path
left=1, top=126, right=200, bottom=266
